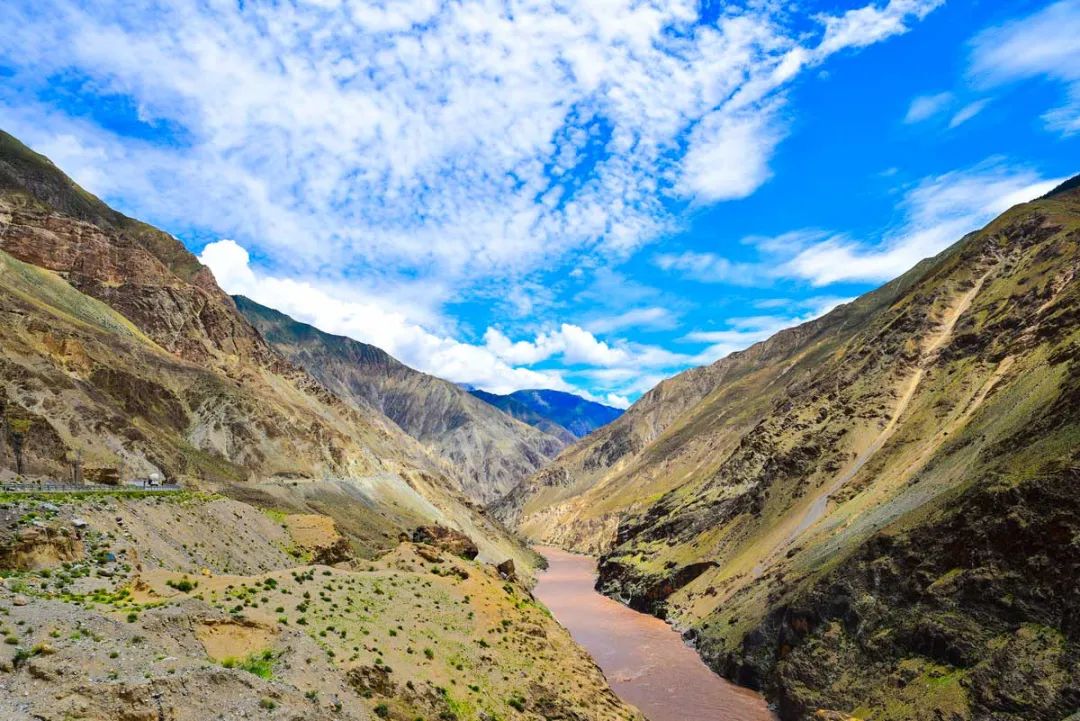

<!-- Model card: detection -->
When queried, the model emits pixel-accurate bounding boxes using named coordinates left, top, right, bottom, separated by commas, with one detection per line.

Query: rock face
left=496, top=558, right=517, bottom=581
left=236, top=296, right=568, bottom=504
left=411, top=525, right=480, bottom=560
left=502, top=175, right=1080, bottom=719
left=0, top=508, right=83, bottom=570
left=470, top=388, right=623, bottom=439
left=716, top=470, right=1080, bottom=721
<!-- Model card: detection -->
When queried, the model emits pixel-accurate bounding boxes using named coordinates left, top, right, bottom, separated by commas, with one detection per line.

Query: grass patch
left=222, top=649, right=277, bottom=680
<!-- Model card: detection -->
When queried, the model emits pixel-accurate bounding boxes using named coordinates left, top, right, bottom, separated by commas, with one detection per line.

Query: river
left=533, top=546, right=776, bottom=721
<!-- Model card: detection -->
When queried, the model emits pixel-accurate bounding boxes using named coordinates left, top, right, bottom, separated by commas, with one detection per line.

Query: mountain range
left=0, top=128, right=643, bottom=720
left=235, top=296, right=573, bottom=504
left=1, top=123, right=1077, bottom=721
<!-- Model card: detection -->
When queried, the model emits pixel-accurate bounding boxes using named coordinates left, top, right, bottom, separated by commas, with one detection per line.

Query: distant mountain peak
left=470, top=388, right=623, bottom=439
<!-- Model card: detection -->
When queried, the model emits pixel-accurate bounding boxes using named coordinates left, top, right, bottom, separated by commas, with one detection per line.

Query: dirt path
left=752, top=270, right=993, bottom=577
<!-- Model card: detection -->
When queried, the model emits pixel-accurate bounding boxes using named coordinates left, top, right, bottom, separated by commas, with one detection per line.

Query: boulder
left=496, top=559, right=516, bottom=582
left=411, top=526, right=478, bottom=560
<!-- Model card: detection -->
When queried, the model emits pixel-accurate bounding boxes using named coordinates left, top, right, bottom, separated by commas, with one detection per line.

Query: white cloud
left=0, top=0, right=943, bottom=288
left=970, top=0, right=1080, bottom=135
left=483, top=323, right=688, bottom=370
left=655, top=162, right=1064, bottom=288
left=948, top=98, right=990, bottom=128
left=603, top=394, right=632, bottom=410
left=202, top=239, right=569, bottom=395
left=904, top=92, right=953, bottom=123
left=653, top=249, right=772, bottom=285
left=585, top=307, right=677, bottom=334
left=815, top=0, right=944, bottom=57
left=684, top=296, right=852, bottom=363
left=781, top=163, right=1063, bottom=285
left=679, top=105, right=785, bottom=201
left=0, top=0, right=947, bottom=406
left=202, top=239, right=691, bottom=402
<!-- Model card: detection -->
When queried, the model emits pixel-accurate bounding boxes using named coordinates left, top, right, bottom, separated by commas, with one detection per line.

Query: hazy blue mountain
left=471, top=388, right=623, bottom=439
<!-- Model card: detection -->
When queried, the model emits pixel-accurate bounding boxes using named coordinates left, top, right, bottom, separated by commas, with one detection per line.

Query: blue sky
left=1, top=0, right=1077, bottom=407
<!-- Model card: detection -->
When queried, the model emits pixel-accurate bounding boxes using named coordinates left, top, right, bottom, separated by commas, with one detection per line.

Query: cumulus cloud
left=0, top=0, right=945, bottom=406
left=202, top=239, right=690, bottom=402
left=0, top=0, right=943, bottom=286
left=969, top=0, right=1080, bottom=135
left=201, top=239, right=570, bottom=395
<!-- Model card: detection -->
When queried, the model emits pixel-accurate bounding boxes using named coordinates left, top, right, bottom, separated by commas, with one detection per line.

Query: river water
left=533, top=546, right=776, bottom=721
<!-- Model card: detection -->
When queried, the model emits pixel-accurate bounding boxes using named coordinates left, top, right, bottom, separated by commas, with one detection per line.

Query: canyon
left=1, top=125, right=1078, bottom=721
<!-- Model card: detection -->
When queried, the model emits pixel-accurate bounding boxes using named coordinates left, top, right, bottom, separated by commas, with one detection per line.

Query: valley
left=0, top=121, right=1077, bottom=721
left=533, top=546, right=774, bottom=721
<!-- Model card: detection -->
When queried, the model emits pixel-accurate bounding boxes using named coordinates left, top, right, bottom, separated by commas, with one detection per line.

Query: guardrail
left=0, top=483, right=183, bottom=493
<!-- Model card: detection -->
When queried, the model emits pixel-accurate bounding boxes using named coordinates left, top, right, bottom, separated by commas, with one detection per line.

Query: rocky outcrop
left=411, top=525, right=479, bottom=560
left=496, top=558, right=517, bottom=581
left=712, top=469, right=1080, bottom=721
left=282, top=514, right=353, bottom=565
left=596, top=558, right=718, bottom=617
left=0, top=507, right=83, bottom=570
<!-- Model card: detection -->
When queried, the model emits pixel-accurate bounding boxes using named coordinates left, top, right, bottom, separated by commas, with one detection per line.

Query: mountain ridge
left=498, top=175, right=1080, bottom=720
left=471, top=387, right=623, bottom=439
left=0, top=127, right=534, bottom=567
left=235, top=294, right=568, bottom=504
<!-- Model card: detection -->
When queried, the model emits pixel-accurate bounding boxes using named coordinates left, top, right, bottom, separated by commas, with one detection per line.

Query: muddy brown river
left=533, top=546, right=776, bottom=721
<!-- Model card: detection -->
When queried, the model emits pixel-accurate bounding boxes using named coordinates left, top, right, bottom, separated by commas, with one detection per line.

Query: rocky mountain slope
left=0, top=128, right=528, bottom=567
left=0, top=490, right=643, bottom=721
left=498, top=177, right=1080, bottom=720
left=236, top=296, right=567, bottom=504
left=471, top=388, right=623, bottom=439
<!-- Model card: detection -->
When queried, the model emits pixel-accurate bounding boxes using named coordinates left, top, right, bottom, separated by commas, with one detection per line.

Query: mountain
left=468, top=389, right=577, bottom=444
left=235, top=296, right=568, bottom=504
left=470, top=388, right=623, bottom=439
left=0, top=128, right=642, bottom=720
left=0, top=127, right=533, bottom=564
left=497, top=177, right=1080, bottom=720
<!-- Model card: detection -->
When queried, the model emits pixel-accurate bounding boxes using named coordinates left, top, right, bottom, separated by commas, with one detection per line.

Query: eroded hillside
left=499, top=177, right=1080, bottom=720
left=0, top=490, right=642, bottom=721
left=236, top=296, right=566, bottom=505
